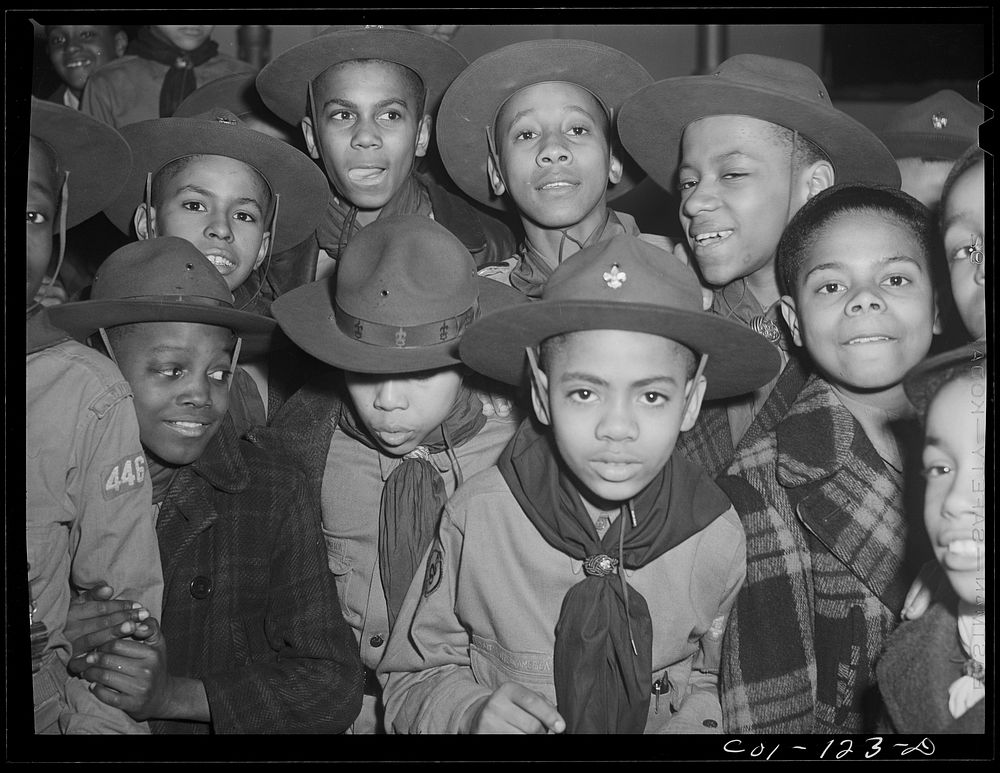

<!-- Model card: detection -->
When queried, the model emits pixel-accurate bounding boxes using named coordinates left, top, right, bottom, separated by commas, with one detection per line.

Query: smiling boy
left=435, top=39, right=668, bottom=298
left=618, top=54, right=901, bottom=475
left=717, top=183, right=941, bottom=733
left=48, top=237, right=363, bottom=733
left=378, top=236, right=781, bottom=734
left=266, top=215, right=525, bottom=733
left=82, top=25, right=255, bottom=127
left=45, top=25, right=128, bottom=110
left=255, top=25, right=515, bottom=287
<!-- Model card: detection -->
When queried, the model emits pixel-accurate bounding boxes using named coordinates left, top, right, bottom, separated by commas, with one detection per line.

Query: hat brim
left=459, top=299, right=783, bottom=401
left=618, top=77, right=901, bottom=192
left=104, top=117, right=328, bottom=253
left=272, top=274, right=526, bottom=374
left=30, top=100, right=132, bottom=229
left=47, top=300, right=279, bottom=360
left=256, top=28, right=468, bottom=126
left=903, top=340, right=987, bottom=415
left=437, top=39, right=653, bottom=210
left=879, top=131, right=977, bottom=162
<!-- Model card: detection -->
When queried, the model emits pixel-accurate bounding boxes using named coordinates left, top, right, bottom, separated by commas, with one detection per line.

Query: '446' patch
left=102, top=453, right=147, bottom=500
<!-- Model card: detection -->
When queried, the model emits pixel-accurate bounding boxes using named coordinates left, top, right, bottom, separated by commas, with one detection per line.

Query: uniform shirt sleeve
left=80, top=66, right=127, bottom=127
left=379, top=502, right=492, bottom=734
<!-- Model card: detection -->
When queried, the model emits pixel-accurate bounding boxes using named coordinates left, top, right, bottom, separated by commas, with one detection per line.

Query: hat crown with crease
left=91, top=236, right=233, bottom=305
left=879, top=89, right=983, bottom=160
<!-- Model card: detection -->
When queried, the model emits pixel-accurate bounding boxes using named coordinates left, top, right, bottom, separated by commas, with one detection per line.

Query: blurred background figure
left=44, top=24, right=128, bottom=110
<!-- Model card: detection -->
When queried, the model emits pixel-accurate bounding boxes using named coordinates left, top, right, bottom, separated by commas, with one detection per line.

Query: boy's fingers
left=510, top=688, right=565, bottom=734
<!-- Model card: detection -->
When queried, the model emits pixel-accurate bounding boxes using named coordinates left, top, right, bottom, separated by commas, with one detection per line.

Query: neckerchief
left=316, top=174, right=432, bottom=261
left=949, top=599, right=986, bottom=718
left=127, top=26, right=220, bottom=117
left=509, top=209, right=641, bottom=299
left=338, top=384, right=486, bottom=629
left=497, top=418, right=732, bottom=733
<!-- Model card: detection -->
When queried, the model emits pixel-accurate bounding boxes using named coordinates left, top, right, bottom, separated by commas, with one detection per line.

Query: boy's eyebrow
left=175, top=184, right=264, bottom=210
left=941, top=209, right=977, bottom=232
left=803, top=254, right=926, bottom=281
left=505, top=103, right=599, bottom=128
left=557, top=372, right=681, bottom=388
left=322, top=96, right=410, bottom=111
left=680, top=149, right=758, bottom=170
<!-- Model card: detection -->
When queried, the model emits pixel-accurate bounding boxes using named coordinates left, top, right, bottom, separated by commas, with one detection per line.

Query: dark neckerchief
left=510, top=209, right=639, bottom=299
left=497, top=418, right=732, bottom=733
left=127, top=26, right=220, bottom=117
left=316, top=173, right=432, bottom=260
left=338, top=384, right=487, bottom=629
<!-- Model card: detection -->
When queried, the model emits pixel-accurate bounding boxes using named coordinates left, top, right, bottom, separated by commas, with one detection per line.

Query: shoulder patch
left=422, top=543, right=444, bottom=598
left=101, top=453, right=148, bottom=501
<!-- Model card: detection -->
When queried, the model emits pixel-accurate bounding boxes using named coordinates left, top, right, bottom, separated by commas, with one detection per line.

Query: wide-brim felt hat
left=271, top=214, right=526, bottom=374
left=256, top=25, right=468, bottom=126
left=878, top=89, right=983, bottom=160
left=617, top=54, right=901, bottom=193
left=436, top=38, right=653, bottom=210
left=903, top=340, right=987, bottom=416
left=103, top=108, right=328, bottom=253
left=47, top=236, right=278, bottom=359
left=29, top=97, right=132, bottom=229
left=460, top=235, right=782, bottom=400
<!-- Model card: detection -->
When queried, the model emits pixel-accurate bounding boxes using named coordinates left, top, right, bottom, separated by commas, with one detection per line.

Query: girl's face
left=941, top=161, right=986, bottom=340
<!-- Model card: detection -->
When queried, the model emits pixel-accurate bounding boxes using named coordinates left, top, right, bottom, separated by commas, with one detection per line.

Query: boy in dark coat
left=48, top=237, right=363, bottom=733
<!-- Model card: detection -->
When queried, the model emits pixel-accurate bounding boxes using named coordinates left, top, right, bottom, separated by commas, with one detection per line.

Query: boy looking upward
left=618, top=54, right=901, bottom=475
left=256, top=25, right=516, bottom=286
left=717, top=184, right=941, bottom=733
left=379, top=237, right=781, bottom=734
left=435, top=38, right=669, bottom=298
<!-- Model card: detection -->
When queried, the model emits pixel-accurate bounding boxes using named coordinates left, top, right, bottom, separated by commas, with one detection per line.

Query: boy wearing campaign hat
left=25, top=97, right=163, bottom=734
left=618, top=54, right=902, bottom=476
left=436, top=38, right=671, bottom=298
left=717, top=184, right=941, bottom=733
left=255, top=25, right=516, bottom=289
left=876, top=341, right=988, bottom=734
left=879, top=89, right=983, bottom=212
left=103, top=106, right=330, bottom=426
left=266, top=214, right=525, bottom=733
left=48, top=237, right=363, bottom=733
left=379, top=236, right=782, bottom=734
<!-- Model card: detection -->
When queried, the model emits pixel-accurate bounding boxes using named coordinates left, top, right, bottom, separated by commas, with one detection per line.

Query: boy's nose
left=351, top=117, right=382, bottom=149
left=536, top=133, right=571, bottom=166
left=595, top=401, right=638, bottom=442
left=846, top=286, right=884, bottom=315
left=180, top=374, right=214, bottom=408
left=680, top=180, right=719, bottom=218
left=372, top=380, right=408, bottom=411
left=206, top=215, right=233, bottom=241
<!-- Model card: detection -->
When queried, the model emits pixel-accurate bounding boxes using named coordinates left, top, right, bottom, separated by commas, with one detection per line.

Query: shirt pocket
left=322, top=530, right=358, bottom=627
left=470, top=634, right=555, bottom=701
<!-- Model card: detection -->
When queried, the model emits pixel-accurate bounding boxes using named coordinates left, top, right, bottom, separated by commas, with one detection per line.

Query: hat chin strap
left=98, top=327, right=119, bottom=366
left=26, top=170, right=70, bottom=316
left=237, top=193, right=279, bottom=312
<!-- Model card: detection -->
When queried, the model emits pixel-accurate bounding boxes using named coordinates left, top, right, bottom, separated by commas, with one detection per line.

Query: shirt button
left=702, top=719, right=718, bottom=728
left=189, top=575, right=213, bottom=599
left=369, top=633, right=384, bottom=648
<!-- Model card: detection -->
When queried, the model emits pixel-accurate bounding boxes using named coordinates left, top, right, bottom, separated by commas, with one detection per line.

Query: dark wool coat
left=716, top=373, right=928, bottom=734
left=876, top=593, right=986, bottom=734
left=151, top=415, right=363, bottom=734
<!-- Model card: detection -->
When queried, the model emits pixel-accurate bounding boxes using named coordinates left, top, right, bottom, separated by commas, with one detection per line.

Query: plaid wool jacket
left=716, top=373, right=926, bottom=734
left=151, top=415, right=363, bottom=734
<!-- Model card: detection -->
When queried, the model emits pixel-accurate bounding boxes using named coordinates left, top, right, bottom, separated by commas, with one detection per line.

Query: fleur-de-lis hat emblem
left=603, top=263, right=627, bottom=289
left=932, top=112, right=949, bottom=130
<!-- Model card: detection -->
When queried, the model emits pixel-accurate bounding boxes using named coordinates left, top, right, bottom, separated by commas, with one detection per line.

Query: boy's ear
left=680, top=373, right=708, bottom=432
left=607, top=150, right=624, bottom=186
left=133, top=204, right=156, bottom=240
left=415, top=115, right=432, bottom=159
left=779, top=294, right=803, bottom=347
left=487, top=153, right=507, bottom=197
left=803, top=159, right=835, bottom=201
left=528, top=354, right=552, bottom=426
left=254, top=230, right=272, bottom=270
left=112, top=30, right=129, bottom=58
left=301, top=116, right=320, bottom=161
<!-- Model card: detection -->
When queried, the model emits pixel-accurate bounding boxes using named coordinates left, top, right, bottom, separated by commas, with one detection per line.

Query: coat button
left=189, top=575, right=213, bottom=599
left=702, top=719, right=718, bottom=728
left=369, top=633, right=384, bottom=648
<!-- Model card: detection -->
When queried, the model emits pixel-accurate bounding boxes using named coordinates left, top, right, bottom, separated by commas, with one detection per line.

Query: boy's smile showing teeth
left=166, top=418, right=213, bottom=438
left=844, top=334, right=895, bottom=345
left=692, top=229, right=733, bottom=247
left=203, top=251, right=237, bottom=275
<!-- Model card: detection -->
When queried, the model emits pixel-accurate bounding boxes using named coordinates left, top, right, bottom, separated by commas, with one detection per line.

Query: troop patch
left=422, top=544, right=444, bottom=598
left=101, top=453, right=147, bottom=501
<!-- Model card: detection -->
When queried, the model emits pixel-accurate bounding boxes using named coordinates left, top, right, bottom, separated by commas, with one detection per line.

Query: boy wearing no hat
left=255, top=25, right=516, bottom=289
left=48, top=237, right=363, bottom=733
left=26, top=97, right=163, bottom=734
left=378, top=236, right=782, bottom=734
left=267, top=214, right=526, bottom=733
left=717, top=184, right=941, bottom=733
left=436, top=38, right=671, bottom=298
left=618, top=54, right=902, bottom=476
